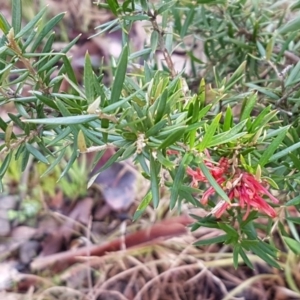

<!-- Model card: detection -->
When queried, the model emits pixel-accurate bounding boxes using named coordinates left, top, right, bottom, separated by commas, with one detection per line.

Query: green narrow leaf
left=41, top=148, right=67, bottom=178
left=165, top=23, right=173, bottom=54
left=150, top=30, right=159, bottom=53
left=129, top=48, right=151, bottom=60
left=140, top=0, right=148, bottom=11
left=187, top=80, right=205, bottom=148
left=25, top=143, right=49, bottom=164
left=156, top=150, right=174, bottom=169
left=240, top=93, right=257, bottom=121
left=225, top=61, right=246, bottom=91
left=0, top=12, right=11, bottom=34
left=31, top=13, right=65, bottom=52
left=250, top=108, right=276, bottom=132
left=12, top=0, right=22, bottom=34
left=34, top=93, right=57, bottom=109
left=84, top=52, right=94, bottom=104
left=288, top=152, right=300, bottom=171
left=158, top=126, right=186, bottom=149
left=101, top=118, right=109, bottom=143
left=286, top=217, right=300, bottom=226
left=259, top=126, right=289, bottom=167
left=223, top=106, right=233, bottom=131
left=198, top=113, right=221, bottom=151
left=15, top=6, right=47, bottom=39
left=38, top=34, right=81, bottom=73
left=218, top=223, right=238, bottom=238
left=266, top=35, right=275, bottom=61
left=22, top=28, right=37, bottom=49
left=107, top=0, right=120, bottom=15
left=36, top=33, right=55, bottom=71
left=209, top=120, right=247, bottom=147
left=21, top=149, right=30, bottom=172
left=77, top=130, right=87, bottom=153
left=15, top=103, right=30, bottom=118
left=133, top=191, right=152, bottom=221
left=157, top=0, right=176, bottom=14
left=150, top=152, right=160, bottom=208
left=0, top=117, right=8, bottom=132
left=282, top=237, right=300, bottom=255
left=0, top=151, right=13, bottom=177
left=246, top=83, right=279, bottom=100
left=145, top=119, right=167, bottom=137
left=279, top=16, right=300, bottom=34
left=285, top=60, right=300, bottom=87
left=196, top=78, right=206, bottom=113
left=5, top=122, right=13, bottom=146
left=58, top=147, right=78, bottom=181
left=121, top=144, right=136, bottom=160
left=170, top=153, right=188, bottom=209
left=8, top=113, right=25, bottom=130
left=270, top=141, right=300, bottom=162
left=61, top=55, right=79, bottom=95
left=47, top=99, right=70, bottom=116
left=23, top=114, right=98, bottom=125
left=197, top=104, right=213, bottom=121
left=180, top=7, right=195, bottom=38
left=199, top=162, right=231, bottom=203
left=248, top=244, right=280, bottom=269
left=238, top=247, right=254, bottom=269
left=155, top=89, right=168, bottom=123
left=286, top=195, right=300, bottom=206
left=111, top=44, right=128, bottom=103
left=87, top=148, right=124, bottom=188
left=194, top=234, right=228, bottom=246
left=233, top=244, right=240, bottom=269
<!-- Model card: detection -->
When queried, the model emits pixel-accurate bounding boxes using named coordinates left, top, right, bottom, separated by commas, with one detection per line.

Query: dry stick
left=95, top=290, right=129, bottom=300
left=273, top=46, right=300, bottom=63
left=86, top=216, right=95, bottom=300
left=97, top=257, right=174, bottom=292
left=133, top=263, right=202, bottom=300
left=30, top=215, right=193, bottom=272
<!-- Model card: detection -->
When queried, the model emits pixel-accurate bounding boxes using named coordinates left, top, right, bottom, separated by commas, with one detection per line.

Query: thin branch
left=276, top=80, right=300, bottom=106
left=30, top=215, right=193, bottom=272
left=148, top=10, right=176, bottom=78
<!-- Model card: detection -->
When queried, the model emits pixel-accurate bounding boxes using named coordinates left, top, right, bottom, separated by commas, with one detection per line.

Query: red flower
left=202, top=177, right=226, bottom=205
left=186, top=157, right=229, bottom=188
left=186, top=156, right=279, bottom=220
left=186, top=166, right=207, bottom=187
left=212, top=172, right=278, bottom=220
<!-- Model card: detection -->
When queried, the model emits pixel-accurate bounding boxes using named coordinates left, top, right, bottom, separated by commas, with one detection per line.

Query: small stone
left=0, top=210, right=10, bottom=236
left=0, top=195, right=19, bottom=210
left=19, top=240, right=40, bottom=265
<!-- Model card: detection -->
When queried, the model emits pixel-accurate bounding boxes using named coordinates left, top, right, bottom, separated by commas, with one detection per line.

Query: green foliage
left=1, top=0, right=300, bottom=270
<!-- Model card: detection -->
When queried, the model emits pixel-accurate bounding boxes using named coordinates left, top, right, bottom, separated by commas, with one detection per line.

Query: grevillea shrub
left=1, top=0, right=300, bottom=268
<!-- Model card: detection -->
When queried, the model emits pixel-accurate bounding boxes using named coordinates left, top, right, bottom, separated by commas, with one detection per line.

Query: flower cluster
left=187, top=155, right=279, bottom=220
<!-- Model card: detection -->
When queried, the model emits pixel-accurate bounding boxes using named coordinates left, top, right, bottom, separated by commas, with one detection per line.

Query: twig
left=273, top=46, right=300, bottom=63
left=276, top=81, right=300, bottom=106
left=133, top=263, right=204, bottom=300
left=0, top=129, right=39, bottom=155
left=30, top=215, right=193, bottom=272
left=6, top=28, right=50, bottom=94
left=148, top=10, right=176, bottom=78
left=86, top=216, right=94, bottom=300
